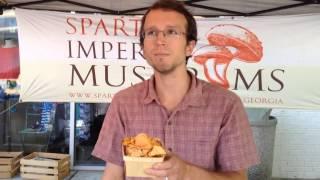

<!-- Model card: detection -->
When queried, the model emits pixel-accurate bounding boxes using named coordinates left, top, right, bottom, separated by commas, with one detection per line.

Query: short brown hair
left=139, top=0, right=198, bottom=47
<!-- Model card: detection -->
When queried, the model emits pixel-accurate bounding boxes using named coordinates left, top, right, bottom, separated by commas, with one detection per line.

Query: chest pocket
left=172, top=109, right=222, bottom=169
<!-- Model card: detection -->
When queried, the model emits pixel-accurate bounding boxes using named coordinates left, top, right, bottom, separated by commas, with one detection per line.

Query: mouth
left=154, top=53, right=170, bottom=58
left=154, top=52, right=169, bottom=55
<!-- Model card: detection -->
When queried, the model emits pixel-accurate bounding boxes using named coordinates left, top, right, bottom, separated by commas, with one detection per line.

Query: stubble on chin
left=151, top=56, right=188, bottom=75
left=153, top=66, right=175, bottom=75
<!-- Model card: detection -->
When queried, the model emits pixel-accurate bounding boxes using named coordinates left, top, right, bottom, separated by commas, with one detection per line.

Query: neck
left=154, top=70, right=191, bottom=112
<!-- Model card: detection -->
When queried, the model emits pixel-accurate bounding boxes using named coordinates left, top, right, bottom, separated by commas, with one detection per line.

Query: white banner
left=15, top=9, right=320, bottom=109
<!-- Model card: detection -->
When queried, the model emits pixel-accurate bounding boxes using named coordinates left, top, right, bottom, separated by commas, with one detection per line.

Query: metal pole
left=7, top=98, right=11, bottom=151
left=69, top=102, right=75, bottom=168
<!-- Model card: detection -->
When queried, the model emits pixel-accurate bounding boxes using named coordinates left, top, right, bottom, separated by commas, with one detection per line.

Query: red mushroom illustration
left=193, top=24, right=263, bottom=88
left=193, top=46, right=233, bottom=88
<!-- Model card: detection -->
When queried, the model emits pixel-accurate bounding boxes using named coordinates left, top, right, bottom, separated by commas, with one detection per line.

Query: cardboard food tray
left=123, top=147, right=165, bottom=177
left=20, top=152, right=70, bottom=180
left=0, top=151, right=23, bottom=179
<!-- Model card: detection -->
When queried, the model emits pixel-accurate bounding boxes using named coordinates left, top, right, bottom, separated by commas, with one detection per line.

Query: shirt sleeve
left=215, top=95, right=260, bottom=171
left=91, top=95, right=125, bottom=167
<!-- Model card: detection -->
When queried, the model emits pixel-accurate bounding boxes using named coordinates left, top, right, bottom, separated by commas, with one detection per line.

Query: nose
left=155, top=31, right=166, bottom=44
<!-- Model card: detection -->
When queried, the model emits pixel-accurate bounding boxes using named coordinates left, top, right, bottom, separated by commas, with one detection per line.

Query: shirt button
left=168, top=121, right=172, bottom=125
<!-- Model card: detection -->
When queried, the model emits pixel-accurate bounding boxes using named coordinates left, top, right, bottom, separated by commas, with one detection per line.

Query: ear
left=186, top=40, right=196, bottom=57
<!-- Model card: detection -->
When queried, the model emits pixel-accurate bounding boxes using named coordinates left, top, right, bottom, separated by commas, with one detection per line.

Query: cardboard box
left=20, top=152, right=70, bottom=180
left=123, top=149, right=165, bottom=177
left=0, top=151, right=23, bottom=179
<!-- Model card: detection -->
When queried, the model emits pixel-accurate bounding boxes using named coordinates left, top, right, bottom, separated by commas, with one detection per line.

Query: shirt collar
left=142, top=74, right=159, bottom=104
left=142, top=72, right=207, bottom=107
left=182, top=72, right=207, bottom=107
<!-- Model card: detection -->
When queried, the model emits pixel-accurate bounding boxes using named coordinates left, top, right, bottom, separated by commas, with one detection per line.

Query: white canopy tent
left=1, top=0, right=320, bottom=16
left=1, top=0, right=320, bottom=108
left=1, top=1, right=319, bottom=178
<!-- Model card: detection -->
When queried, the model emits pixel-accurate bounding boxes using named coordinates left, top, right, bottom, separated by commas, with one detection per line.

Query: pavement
left=67, top=170, right=103, bottom=180
left=9, top=170, right=103, bottom=180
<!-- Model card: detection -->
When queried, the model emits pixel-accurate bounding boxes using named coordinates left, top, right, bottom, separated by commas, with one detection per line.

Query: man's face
left=142, top=9, right=195, bottom=75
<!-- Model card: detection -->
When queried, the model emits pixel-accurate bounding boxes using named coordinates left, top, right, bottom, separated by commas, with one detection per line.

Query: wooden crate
left=20, top=152, right=70, bottom=180
left=0, top=151, right=23, bottom=179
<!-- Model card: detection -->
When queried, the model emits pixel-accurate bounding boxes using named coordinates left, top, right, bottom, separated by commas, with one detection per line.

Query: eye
left=166, top=28, right=179, bottom=36
left=145, top=30, right=157, bottom=37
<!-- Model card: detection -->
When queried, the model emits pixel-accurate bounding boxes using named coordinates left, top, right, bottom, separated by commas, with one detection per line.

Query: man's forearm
left=102, top=163, right=124, bottom=180
left=185, top=164, right=247, bottom=180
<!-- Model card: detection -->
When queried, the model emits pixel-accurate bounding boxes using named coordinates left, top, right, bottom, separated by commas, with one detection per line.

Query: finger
left=144, top=167, right=168, bottom=177
left=152, top=177, right=167, bottom=180
left=164, top=148, right=172, bottom=156
left=152, top=156, right=174, bottom=169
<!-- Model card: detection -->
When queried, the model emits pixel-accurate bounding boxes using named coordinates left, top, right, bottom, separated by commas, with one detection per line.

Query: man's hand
left=144, top=153, right=189, bottom=180
left=144, top=153, right=247, bottom=180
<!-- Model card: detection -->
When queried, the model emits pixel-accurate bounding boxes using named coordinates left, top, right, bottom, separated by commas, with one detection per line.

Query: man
left=92, top=0, right=259, bottom=179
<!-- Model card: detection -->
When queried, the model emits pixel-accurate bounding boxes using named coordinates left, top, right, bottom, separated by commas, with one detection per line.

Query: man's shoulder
left=198, top=78, right=240, bottom=102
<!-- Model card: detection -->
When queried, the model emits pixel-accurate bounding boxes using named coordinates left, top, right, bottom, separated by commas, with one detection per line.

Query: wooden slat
left=21, top=166, right=58, bottom=175
left=0, top=151, right=22, bottom=178
left=20, top=152, right=70, bottom=180
left=11, top=165, right=19, bottom=175
left=21, top=158, right=59, bottom=167
left=0, top=158, right=13, bottom=164
left=0, top=171, right=12, bottom=179
left=0, top=152, right=22, bottom=157
left=37, top=152, right=69, bottom=160
left=0, top=151, right=23, bottom=165
left=21, top=173, right=58, bottom=180
left=58, top=160, right=70, bottom=171
left=0, top=165, right=11, bottom=172
left=0, top=164, right=19, bottom=178
left=59, top=169, right=70, bottom=178
left=58, top=156, right=70, bottom=166
left=23, top=152, right=37, bottom=160
left=13, top=158, right=20, bottom=167
left=13, top=152, right=23, bottom=162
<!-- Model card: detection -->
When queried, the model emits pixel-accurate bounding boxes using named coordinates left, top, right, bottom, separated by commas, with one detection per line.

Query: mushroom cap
left=207, top=24, right=263, bottom=62
left=193, top=45, right=233, bottom=64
